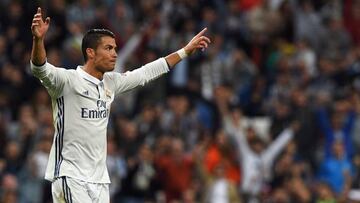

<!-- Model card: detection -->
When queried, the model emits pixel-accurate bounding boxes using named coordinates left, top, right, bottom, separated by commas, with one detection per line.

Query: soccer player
left=30, top=7, right=210, bottom=203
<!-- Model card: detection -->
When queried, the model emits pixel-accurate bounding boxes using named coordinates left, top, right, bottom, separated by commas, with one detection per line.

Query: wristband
left=176, top=48, right=188, bottom=59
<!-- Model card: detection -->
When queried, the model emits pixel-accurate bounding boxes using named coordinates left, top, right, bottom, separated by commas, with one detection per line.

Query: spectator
left=200, top=160, right=242, bottom=203
left=316, top=100, right=356, bottom=159
left=315, top=182, right=337, bottom=203
left=318, top=140, right=353, bottom=195
left=225, top=122, right=298, bottom=203
left=155, top=138, right=195, bottom=202
left=106, top=137, right=126, bottom=201
left=0, top=174, right=18, bottom=203
left=203, top=130, right=240, bottom=185
left=117, top=143, right=157, bottom=202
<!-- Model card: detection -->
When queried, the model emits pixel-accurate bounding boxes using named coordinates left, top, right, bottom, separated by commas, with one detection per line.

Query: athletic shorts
left=51, top=176, right=109, bottom=203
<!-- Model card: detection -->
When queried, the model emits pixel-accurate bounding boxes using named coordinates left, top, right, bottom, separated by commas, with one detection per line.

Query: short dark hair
left=81, top=29, right=115, bottom=62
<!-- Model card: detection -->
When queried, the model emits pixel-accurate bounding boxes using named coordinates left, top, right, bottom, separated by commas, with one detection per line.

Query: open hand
left=184, top=28, right=211, bottom=55
left=31, top=7, right=50, bottom=40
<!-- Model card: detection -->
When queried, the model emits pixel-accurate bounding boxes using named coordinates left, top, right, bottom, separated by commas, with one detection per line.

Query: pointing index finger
left=195, top=28, right=207, bottom=38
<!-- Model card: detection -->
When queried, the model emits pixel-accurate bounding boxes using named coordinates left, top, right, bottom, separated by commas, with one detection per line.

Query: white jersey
left=225, top=123, right=293, bottom=195
left=237, top=129, right=293, bottom=195
left=30, top=58, right=169, bottom=183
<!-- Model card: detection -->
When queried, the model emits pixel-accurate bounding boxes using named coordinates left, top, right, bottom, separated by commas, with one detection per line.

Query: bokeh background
left=0, top=0, right=360, bottom=202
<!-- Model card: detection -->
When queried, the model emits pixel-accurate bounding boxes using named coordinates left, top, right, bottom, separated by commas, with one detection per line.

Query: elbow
left=30, top=61, right=47, bottom=76
left=31, top=58, right=46, bottom=67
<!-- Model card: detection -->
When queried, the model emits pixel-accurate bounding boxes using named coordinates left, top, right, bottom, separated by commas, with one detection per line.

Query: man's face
left=93, top=36, right=117, bottom=73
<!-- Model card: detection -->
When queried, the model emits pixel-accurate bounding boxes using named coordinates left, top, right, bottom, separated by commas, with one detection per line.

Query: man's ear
left=86, top=48, right=95, bottom=60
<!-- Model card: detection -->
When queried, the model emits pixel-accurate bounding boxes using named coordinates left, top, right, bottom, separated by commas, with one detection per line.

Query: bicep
left=113, top=58, right=169, bottom=95
left=112, top=70, right=146, bottom=95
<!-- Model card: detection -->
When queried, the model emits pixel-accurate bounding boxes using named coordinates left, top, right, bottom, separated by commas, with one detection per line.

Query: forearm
left=31, top=38, right=46, bottom=66
left=164, top=51, right=185, bottom=69
left=265, top=128, right=294, bottom=162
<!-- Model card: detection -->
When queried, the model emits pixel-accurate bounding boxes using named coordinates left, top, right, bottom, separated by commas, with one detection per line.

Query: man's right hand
left=183, top=28, right=211, bottom=55
left=31, top=7, right=50, bottom=40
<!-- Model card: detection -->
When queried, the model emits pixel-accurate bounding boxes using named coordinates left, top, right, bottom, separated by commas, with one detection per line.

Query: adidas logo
left=83, top=90, right=89, bottom=95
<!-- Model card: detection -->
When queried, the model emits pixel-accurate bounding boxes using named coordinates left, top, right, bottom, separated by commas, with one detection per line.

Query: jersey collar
left=76, top=66, right=102, bottom=85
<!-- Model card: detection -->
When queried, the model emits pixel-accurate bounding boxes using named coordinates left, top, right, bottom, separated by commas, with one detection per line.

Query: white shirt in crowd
left=208, top=178, right=230, bottom=203
left=226, top=125, right=294, bottom=195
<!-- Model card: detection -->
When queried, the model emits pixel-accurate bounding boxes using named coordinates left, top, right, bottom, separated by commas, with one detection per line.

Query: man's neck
left=82, top=63, right=103, bottom=80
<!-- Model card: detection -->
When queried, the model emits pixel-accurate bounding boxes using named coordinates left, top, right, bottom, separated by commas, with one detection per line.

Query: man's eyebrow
left=104, top=44, right=117, bottom=49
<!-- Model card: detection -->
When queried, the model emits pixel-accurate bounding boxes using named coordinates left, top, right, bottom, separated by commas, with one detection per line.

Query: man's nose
left=112, top=50, right=117, bottom=57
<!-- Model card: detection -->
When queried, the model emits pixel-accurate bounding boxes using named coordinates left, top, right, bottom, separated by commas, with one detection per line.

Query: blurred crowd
left=0, top=0, right=360, bottom=202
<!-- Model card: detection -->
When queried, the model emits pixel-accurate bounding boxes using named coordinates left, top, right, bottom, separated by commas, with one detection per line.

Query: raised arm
left=315, top=107, right=334, bottom=158
left=343, top=110, right=356, bottom=158
left=111, top=28, right=211, bottom=95
left=224, top=123, right=252, bottom=160
left=30, top=8, right=68, bottom=98
left=31, top=7, right=50, bottom=66
left=263, top=123, right=298, bottom=165
left=165, top=28, right=211, bottom=68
